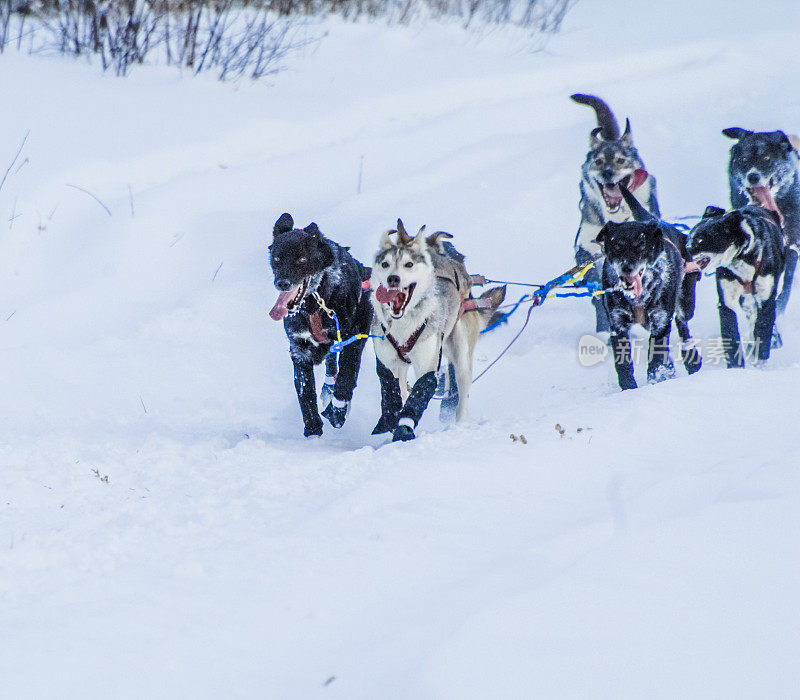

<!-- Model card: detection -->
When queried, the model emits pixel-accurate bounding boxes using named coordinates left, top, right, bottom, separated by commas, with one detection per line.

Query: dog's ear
left=594, top=223, right=610, bottom=246
left=412, top=225, right=427, bottom=249
left=379, top=229, right=395, bottom=250
left=702, top=205, right=725, bottom=219
left=777, top=131, right=800, bottom=153
left=644, top=222, right=663, bottom=255
left=726, top=211, right=751, bottom=247
left=273, top=213, right=294, bottom=237
left=589, top=126, right=603, bottom=147
left=396, top=219, right=414, bottom=245
left=426, top=230, right=453, bottom=252
left=722, top=127, right=752, bottom=140
left=620, top=118, right=633, bottom=146
left=303, top=222, right=321, bottom=237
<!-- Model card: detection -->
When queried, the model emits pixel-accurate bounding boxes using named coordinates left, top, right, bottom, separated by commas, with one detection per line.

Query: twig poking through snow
left=322, top=676, right=336, bottom=687
left=8, top=196, right=20, bottom=229
left=212, top=262, right=223, bottom=281
left=5, top=311, right=16, bottom=321
left=0, top=131, right=29, bottom=194
left=139, top=395, right=148, bottom=414
left=66, top=184, right=112, bottom=217
left=128, top=184, right=135, bottom=217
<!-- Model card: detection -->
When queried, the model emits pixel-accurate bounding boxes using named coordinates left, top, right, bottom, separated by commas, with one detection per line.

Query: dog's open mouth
left=693, top=256, right=711, bottom=271
left=376, top=283, right=416, bottom=318
left=619, top=271, right=644, bottom=297
left=269, top=277, right=308, bottom=321
left=747, top=181, right=785, bottom=226
left=597, top=169, right=648, bottom=213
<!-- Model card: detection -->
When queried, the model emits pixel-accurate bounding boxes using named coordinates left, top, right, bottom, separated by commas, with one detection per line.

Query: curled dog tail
left=570, top=93, right=621, bottom=141
left=478, top=285, right=507, bottom=331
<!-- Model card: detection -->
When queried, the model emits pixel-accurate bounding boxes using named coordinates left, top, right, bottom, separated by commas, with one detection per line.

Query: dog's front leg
left=290, top=349, right=323, bottom=437
left=716, top=277, right=744, bottom=369
left=610, top=331, right=637, bottom=390
left=321, top=338, right=366, bottom=428
left=647, top=324, right=675, bottom=383
left=320, top=352, right=338, bottom=405
left=753, top=292, right=778, bottom=363
left=392, top=371, right=438, bottom=442
left=776, top=246, right=798, bottom=316
left=372, top=357, right=403, bottom=435
left=393, top=337, right=441, bottom=442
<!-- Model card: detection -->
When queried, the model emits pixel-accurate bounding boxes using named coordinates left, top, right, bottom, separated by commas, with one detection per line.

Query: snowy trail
left=2, top=0, right=800, bottom=697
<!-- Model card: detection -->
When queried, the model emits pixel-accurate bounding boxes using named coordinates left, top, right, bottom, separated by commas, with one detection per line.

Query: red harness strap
left=308, top=310, right=330, bottom=345
left=727, top=257, right=762, bottom=295
left=384, top=321, right=428, bottom=364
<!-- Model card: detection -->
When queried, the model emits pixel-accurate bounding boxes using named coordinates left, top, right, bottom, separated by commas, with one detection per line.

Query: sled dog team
left=269, top=94, right=800, bottom=440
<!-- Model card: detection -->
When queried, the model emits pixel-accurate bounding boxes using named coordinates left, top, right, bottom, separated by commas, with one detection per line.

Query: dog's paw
left=319, top=376, right=336, bottom=406
left=372, top=412, right=399, bottom=435
left=321, top=397, right=349, bottom=429
left=771, top=328, right=783, bottom=350
left=647, top=361, right=676, bottom=384
left=304, top=422, right=323, bottom=437
left=392, top=424, right=416, bottom=442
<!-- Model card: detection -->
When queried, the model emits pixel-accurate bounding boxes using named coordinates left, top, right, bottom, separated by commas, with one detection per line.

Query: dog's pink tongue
left=631, top=169, right=648, bottom=190
left=375, top=285, right=402, bottom=304
left=269, top=286, right=299, bottom=321
left=749, top=185, right=784, bottom=225
left=623, top=273, right=644, bottom=297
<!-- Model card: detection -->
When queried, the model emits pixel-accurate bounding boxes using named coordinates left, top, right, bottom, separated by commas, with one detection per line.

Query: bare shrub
left=0, top=0, right=576, bottom=79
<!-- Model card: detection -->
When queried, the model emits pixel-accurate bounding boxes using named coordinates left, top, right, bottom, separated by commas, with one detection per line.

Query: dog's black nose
left=747, top=172, right=761, bottom=185
left=275, top=278, right=293, bottom=291
left=387, top=275, right=401, bottom=288
left=601, top=168, right=615, bottom=182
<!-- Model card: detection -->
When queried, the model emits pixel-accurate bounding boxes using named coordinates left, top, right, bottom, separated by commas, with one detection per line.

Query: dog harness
left=383, top=321, right=428, bottom=364
left=724, top=256, right=763, bottom=295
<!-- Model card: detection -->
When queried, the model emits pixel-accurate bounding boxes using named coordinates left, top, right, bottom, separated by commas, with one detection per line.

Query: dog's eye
left=594, top=158, right=603, bottom=167
left=381, top=261, right=390, bottom=268
left=298, top=256, right=307, bottom=263
left=404, top=262, right=413, bottom=268
left=273, top=256, right=280, bottom=262
left=615, top=157, right=625, bottom=165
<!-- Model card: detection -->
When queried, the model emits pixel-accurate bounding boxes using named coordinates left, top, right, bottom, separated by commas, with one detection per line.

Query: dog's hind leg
left=372, top=357, right=403, bottom=435
left=439, top=363, right=458, bottom=424
left=291, top=350, right=323, bottom=437
left=321, top=337, right=366, bottom=429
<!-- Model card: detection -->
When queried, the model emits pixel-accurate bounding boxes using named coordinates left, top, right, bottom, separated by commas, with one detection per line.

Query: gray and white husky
left=369, top=220, right=505, bottom=442
left=571, top=94, right=660, bottom=333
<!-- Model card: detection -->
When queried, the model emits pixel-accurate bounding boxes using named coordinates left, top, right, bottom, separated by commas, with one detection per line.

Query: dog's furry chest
left=604, top=253, right=676, bottom=330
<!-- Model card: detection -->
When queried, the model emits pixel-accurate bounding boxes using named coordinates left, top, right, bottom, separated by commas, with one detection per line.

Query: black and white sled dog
left=571, top=94, right=660, bottom=335
left=268, top=213, right=372, bottom=437
left=723, top=128, right=800, bottom=333
left=369, top=220, right=505, bottom=442
left=688, top=205, right=785, bottom=368
left=597, top=186, right=701, bottom=391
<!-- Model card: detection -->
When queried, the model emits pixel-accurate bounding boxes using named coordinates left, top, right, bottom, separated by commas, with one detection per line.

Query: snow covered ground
left=2, top=1, right=800, bottom=697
